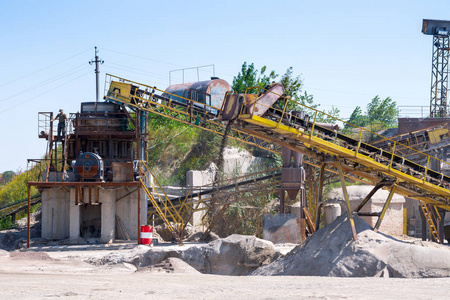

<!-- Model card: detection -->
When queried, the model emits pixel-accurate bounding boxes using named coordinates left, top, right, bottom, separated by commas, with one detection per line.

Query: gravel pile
left=252, top=214, right=450, bottom=278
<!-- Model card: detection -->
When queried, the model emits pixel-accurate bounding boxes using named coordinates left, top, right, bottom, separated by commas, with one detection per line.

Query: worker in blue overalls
left=52, top=109, right=68, bottom=141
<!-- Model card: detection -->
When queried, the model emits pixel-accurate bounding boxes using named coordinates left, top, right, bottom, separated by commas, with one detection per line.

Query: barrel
left=140, top=225, right=153, bottom=245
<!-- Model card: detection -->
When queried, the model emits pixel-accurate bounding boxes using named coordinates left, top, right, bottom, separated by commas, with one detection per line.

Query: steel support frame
left=313, top=159, right=358, bottom=241
left=352, top=179, right=398, bottom=233
left=332, top=160, right=358, bottom=241
left=430, top=35, right=450, bottom=117
left=373, top=183, right=398, bottom=232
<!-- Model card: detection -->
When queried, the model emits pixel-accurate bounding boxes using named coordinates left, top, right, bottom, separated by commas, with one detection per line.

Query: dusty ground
left=2, top=213, right=449, bottom=299
left=0, top=246, right=449, bottom=300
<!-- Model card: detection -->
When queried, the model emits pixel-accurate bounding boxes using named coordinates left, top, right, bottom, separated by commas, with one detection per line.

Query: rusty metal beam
left=314, top=162, right=326, bottom=231
left=333, top=160, right=358, bottom=242
left=138, top=184, right=141, bottom=244
left=27, top=186, right=31, bottom=248
left=28, top=181, right=140, bottom=188
left=374, top=183, right=398, bottom=232
left=355, top=180, right=395, bottom=213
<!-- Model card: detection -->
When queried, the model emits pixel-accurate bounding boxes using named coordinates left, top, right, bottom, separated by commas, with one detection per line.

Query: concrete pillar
left=101, top=188, right=116, bottom=243
left=187, top=170, right=213, bottom=226
left=41, top=188, right=70, bottom=240
left=111, top=187, right=147, bottom=240
left=41, top=189, right=51, bottom=239
left=69, top=189, right=81, bottom=239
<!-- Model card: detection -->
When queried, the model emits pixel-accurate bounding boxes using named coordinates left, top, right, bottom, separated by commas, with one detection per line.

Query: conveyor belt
left=0, top=195, right=41, bottom=221
left=235, top=110, right=450, bottom=210
left=104, top=74, right=281, bottom=155
left=104, top=74, right=450, bottom=228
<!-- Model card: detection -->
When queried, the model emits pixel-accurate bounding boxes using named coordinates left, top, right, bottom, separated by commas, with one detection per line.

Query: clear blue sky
left=0, top=0, right=449, bottom=172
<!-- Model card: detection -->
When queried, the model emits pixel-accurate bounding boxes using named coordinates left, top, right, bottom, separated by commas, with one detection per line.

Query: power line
left=0, top=71, right=92, bottom=114
left=105, top=61, right=169, bottom=80
left=104, top=65, right=169, bottom=87
left=101, top=47, right=184, bottom=67
left=0, top=64, right=90, bottom=103
left=307, top=86, right=427, bottom=101
left=0, top=47, right=92, bottom=88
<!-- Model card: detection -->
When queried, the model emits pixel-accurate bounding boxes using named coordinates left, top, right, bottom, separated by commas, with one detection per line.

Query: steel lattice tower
left=423, top=19, right=450, bottom=117
left=430, top=36, right=449, bottom=117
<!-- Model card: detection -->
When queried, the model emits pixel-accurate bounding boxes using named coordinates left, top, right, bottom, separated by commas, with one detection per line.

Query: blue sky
left=0, top=0, right=449, bottom=172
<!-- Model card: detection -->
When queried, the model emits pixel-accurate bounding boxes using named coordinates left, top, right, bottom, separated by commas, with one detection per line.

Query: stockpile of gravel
left=252, top=214, right=450, bottom=278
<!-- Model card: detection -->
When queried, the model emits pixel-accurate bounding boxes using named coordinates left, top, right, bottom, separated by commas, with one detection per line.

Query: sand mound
left=10, top=251, right=53, bottom=261
left=136, top=257, right=200, bottom=274
left=86, top=235, right=279, bottom=275
left=253, top=214, right=450, bottom=278
left=0, top=212, right=41, bottom=251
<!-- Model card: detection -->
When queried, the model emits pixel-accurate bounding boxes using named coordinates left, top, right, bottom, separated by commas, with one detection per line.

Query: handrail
left=238, top=86, right=450, bottom=186
left=139, top=161, right=184, bottom=225
left=104, top=74, right=281, bottom=155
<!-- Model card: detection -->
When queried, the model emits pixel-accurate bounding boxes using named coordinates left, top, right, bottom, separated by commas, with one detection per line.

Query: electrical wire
left=0, top=64, right=90, bottom=103
left=104, top=65, right=169, bottom=87
left=102, top=47, right=235, bottom=80
left=101, top=47, right=184, bottom=67
left=307, top=86, right=427, bottom=101
left=0, top=70, right=92, bottom=114
left=106, top=62, right=169, bottom=80
left=0, top=47, right=93, bottom=88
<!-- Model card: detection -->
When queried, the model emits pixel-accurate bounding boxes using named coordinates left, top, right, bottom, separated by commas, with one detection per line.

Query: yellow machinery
left=104, top=74, right=450, bottom=242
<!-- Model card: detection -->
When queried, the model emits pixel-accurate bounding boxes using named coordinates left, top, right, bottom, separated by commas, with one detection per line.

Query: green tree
left=1, top=171, right=15, bottom=185
left=344, top=106, right=368, bottom=131
left=232, top=62, right=278, bottom=93
left=320, top=105, right=341, bottom=124
left=278, top=68, right=339, bottom=122
left=366, top=96, right=399, bottom=129
left=233, top=62, right=340, bottom=123
left=280, top=67, right=303, bottom=101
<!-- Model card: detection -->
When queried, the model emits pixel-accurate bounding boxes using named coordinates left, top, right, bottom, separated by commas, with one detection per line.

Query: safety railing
left=138, top=160, right=183, bottom=242
left=147, top=167, right=282, bottom=236
left=105, top=74, right=220, bottom=117
left=70, top=112, right=134, bottom=134
left=240, top=86, right=450, bottom=188
left=103, top=74, right=280, bottom=155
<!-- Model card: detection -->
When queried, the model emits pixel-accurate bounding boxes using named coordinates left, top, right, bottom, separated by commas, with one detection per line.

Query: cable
left=0, top=47, right=92, bottom=88
left=106, top=62, right=169, bottom=80
left=105, top=65, right=168, bottom=87
left=101, top=47, right=184, bottom=67
left=0, top=64, right=90, bottom=103
left=0, top=70, right=92, bottom=114
left=308, top=86, right=426, bottom=101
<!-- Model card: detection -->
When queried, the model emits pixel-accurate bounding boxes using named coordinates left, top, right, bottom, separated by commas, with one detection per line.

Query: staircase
left=419, top=202, right=441, bottom=243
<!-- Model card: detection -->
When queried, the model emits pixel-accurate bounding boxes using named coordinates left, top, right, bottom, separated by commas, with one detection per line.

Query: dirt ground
left=0, top=247, right=449, bottom=300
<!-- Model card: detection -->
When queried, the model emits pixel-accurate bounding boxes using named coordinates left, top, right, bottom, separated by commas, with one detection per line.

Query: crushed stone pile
left=136, top=257, right=200, bottom=274
left=0, top=211, right=41, bottom=251
left=86, top=234, right=280, bottom=275
left=252, top=214, right=450, bottom=278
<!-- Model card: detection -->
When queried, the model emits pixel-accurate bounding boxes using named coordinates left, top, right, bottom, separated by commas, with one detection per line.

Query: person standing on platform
left=52, top=109, right=68, bottom=141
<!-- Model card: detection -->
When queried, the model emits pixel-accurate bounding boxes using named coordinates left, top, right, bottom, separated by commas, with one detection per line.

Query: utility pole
left=89, top=46, right=104, bottom=102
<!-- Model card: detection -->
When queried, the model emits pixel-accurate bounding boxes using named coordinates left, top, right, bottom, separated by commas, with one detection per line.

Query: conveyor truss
left=104, top=74, right=450, bottom=242
left=139, top=162, right=281, bottom=243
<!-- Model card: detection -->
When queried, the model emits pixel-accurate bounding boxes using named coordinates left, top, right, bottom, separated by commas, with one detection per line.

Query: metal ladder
left=60, top=117, right=72, bottom=181
left=419, top=202, right=441, bottom=243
